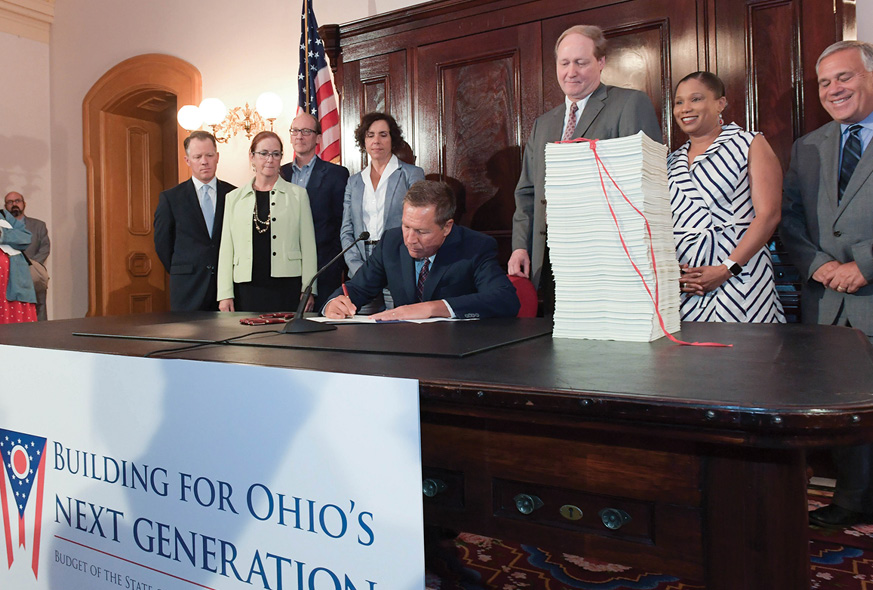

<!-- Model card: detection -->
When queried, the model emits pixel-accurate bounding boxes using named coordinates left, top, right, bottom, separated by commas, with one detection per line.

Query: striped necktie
left=838, top=124, right=863, bottom=202
left=416, top=259, right=430, bottom=302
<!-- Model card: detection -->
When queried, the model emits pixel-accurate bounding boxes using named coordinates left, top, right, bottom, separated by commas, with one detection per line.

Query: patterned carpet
left=425, top=489, right=873, bottom=590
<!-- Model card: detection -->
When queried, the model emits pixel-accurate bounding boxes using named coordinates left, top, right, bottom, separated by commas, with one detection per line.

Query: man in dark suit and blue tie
left=323, top=181, right=519, bottom=320
left=281, top=112, right=350, bottom=310
left=781, top=40, right=873, bottom=528
left=154, top=131, right=235, bottom=311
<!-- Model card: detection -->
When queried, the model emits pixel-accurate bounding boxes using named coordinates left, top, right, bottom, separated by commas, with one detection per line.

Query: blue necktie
left=200, top=185, right=215, bottom=237
left=838, top=124, right=863, bottom=202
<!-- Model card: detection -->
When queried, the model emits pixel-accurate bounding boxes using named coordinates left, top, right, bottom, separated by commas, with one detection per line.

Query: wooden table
left=3, top=314, right=872, bottom=589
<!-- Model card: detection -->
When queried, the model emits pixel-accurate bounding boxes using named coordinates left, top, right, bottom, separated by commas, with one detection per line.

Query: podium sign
left=0, top=345, right=424, bottom=590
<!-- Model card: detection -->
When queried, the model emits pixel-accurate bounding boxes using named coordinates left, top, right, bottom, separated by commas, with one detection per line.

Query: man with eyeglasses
left=4, top=191, right=50, bottom=320
left=154, top=130, right=236, bottom=311
left=280, top=112, right=350, bottom=310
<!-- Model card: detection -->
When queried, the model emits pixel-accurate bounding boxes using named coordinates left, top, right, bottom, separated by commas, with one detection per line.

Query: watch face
left=729, top=263, right=742, bottom=276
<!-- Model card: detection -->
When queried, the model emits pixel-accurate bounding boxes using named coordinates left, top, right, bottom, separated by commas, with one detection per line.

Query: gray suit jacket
left=22, top=216, right=49, bottom=266
left=781, top=120, right=873, bottom=336
left=341, top=159, right=425, bottom=276
left=512, top=83, right=662, bottom=287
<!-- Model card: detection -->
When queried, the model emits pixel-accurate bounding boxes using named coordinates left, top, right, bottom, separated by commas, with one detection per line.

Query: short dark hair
left=675, top=71, right=726, bottom=99
left=250, top=130, right=284, bottom=154
left=354, top=112, right=404, bottom=154
left=403, top=180, right=456, bottom=226
left=184, top=130, right=217, bottom=153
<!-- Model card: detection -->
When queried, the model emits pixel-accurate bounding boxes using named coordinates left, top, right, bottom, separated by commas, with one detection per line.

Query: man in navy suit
left=323, top=181, right=520, bottom=320
left=154, top=131, right=235, bottom=311
left=281, top=112, right=350, bottom=310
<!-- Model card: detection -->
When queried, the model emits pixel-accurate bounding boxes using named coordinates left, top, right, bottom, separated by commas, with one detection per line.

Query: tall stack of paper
left=545, top=131, right=680, bottom=341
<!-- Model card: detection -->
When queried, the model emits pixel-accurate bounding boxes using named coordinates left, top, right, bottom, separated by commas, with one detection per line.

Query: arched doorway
left=83, top=54, right=201, bottom=316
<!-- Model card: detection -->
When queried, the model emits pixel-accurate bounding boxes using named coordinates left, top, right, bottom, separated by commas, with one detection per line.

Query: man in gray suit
left=781, top=40, right=873, bottom=528
left=509, top=24, right=662, bottom=302
left=4, top=191, right=50, bottom=320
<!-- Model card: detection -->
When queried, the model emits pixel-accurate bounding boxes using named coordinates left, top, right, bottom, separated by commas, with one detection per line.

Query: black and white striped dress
left=667, top=124, right=785, bottom=323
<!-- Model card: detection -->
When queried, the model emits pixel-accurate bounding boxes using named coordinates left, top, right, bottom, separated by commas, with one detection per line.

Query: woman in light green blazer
left=218, top=131, right=317, bottom=312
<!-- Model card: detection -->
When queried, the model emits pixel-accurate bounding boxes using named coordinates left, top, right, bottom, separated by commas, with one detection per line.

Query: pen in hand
left=341, top=283, right=353, bottom=318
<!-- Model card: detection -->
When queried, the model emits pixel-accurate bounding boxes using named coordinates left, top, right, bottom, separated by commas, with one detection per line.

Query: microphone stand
left=282, top=232, right=370, bottom=334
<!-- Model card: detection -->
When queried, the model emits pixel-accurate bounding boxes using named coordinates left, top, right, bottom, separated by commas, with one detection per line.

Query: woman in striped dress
left=668, top=71, right=785, bottom=322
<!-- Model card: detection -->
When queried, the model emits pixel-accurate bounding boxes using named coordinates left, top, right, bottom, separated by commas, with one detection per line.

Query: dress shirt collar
left=191, top=176, right=217, bottom=195
left=840, top=110, right=873, bottom=153
left=563, top=95, right=592, bottom=138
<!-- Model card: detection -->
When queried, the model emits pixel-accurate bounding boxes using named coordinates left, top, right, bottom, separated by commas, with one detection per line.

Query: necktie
left=416, top=259, right=430, bottom=302
left=200, top=184, right=215, bottom=237
left=838, top=124, right=863, bottom=202
left=562, top=102, right=579, bottom=141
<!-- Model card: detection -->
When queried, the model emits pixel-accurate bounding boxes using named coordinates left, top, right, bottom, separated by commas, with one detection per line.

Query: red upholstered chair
left=508, top=275, right=538, bottom=318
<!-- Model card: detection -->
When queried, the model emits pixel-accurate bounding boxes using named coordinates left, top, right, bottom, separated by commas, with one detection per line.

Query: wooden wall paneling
left=341, top=50, right=410, bottom=173
left=745, top=0, right=801, bottom=172
left=540, top=0, right=701, bottom=151
left=417, top=24, right=541, bottom=262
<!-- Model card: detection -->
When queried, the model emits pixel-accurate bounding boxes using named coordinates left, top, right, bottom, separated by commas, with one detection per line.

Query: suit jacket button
left=273, top=235, right=277, bottom=239
left=271, top=190, right=276, bottom=195
left=272, top=202, right=276, bottom=206
left=273, top=252, right=277, bottom=256
left=834, top=231, right=842, bottom=237
left=272, top=217, right=276, bottom=221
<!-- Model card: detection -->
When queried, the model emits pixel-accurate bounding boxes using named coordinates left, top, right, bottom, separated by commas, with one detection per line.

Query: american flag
left=298, top=0, right=340, bottom=163
left=0, top=429, right=48, bottom=579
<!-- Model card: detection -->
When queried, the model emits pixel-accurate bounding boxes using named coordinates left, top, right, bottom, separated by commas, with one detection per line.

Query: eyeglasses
left=5, top=198, right=23, bottom=205
left=289, top=128, right=317, bottom=136
left=254, top=151, right=283, bottom=160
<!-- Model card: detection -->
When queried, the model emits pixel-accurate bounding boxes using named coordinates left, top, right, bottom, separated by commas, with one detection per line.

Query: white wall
left=1, top=31, right=52, bottom=314
left=48, top=0, right=427, bottom=319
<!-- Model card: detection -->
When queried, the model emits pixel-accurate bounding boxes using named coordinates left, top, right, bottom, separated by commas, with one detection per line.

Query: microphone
left=282, top=231, right=370, bottom=334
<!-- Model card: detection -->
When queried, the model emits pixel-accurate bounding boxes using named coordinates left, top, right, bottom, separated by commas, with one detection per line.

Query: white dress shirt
left=362, top=154, right=400, bottom=239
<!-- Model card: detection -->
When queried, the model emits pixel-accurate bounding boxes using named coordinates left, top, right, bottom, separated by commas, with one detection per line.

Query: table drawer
left=493, top=477, right=653, bottom=543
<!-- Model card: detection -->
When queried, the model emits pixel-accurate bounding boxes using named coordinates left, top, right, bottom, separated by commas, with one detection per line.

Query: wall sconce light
left=177, top=92, right=284, bottom=143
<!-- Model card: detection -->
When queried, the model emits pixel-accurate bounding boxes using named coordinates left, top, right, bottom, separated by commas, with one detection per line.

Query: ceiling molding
left=0, top=0, right=54, bottom=44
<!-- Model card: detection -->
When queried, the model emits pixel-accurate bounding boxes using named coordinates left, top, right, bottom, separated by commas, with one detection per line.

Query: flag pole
left=304, top=0, right=311, bottom=111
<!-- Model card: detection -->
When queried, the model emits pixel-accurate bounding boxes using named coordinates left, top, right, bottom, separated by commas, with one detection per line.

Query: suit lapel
left=819, top=123, right=840, bottom=213
left=185, top=180, right=212, bottom=238
left=574, top=84, right=607, bottom=139
left=544, top=106, right=566, bottom=142
left=307, top=158, right=325, bottom=195
left=399, top=242, right=417, bottom=304
left=212, top=180, right=230, bottom=245
left=421, top=227, right=460, bottom=301
left=838, top=135, right=873, bottom=212
left=383, top=165, right=405, bottom=225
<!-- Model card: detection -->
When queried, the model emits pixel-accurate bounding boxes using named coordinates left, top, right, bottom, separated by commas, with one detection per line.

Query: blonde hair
left=555, top=25, right=607, bottom=60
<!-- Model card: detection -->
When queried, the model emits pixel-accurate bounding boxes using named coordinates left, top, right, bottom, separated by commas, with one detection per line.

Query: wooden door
left=99, top=113, right=169, bottom=315
left=417, top=24, right=542, bottom=261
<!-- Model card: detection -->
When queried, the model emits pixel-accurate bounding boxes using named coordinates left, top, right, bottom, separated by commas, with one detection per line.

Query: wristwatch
left=723, top=258, right=742, bottom=277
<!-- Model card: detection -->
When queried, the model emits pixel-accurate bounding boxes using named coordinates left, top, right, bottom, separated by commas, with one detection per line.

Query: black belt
left=364, top=240, right=380, bottom=245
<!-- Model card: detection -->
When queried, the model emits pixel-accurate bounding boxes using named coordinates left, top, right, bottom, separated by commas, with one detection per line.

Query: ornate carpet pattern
left=425, top=490, right=873, bottom=590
